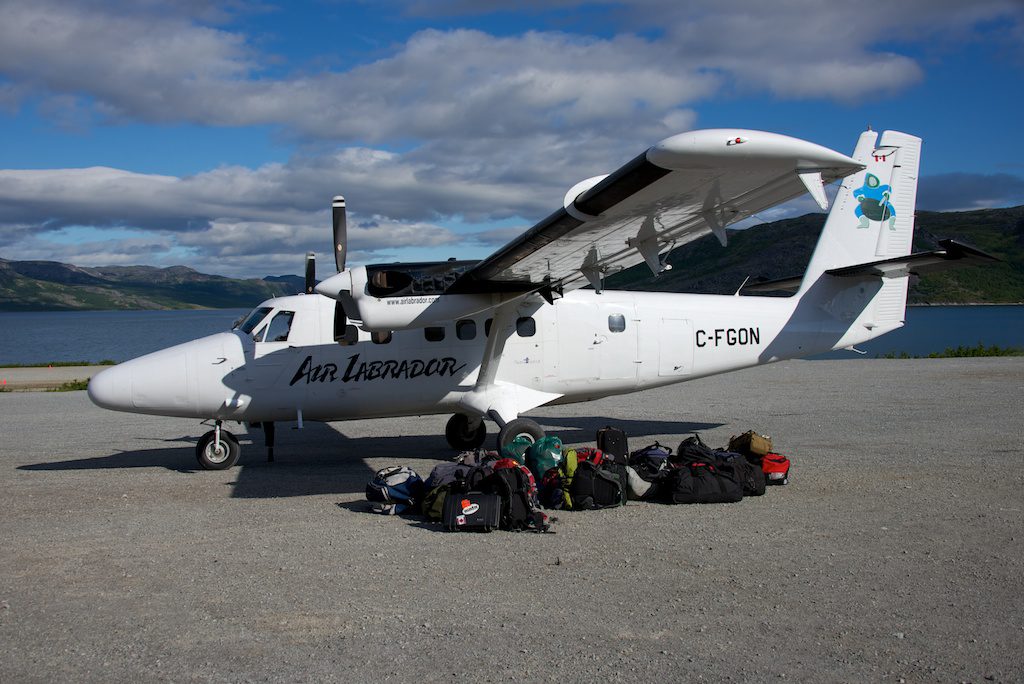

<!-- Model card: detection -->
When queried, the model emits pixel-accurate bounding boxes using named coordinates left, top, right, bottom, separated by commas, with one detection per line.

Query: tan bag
left=728, top=430, right=772, bottom=457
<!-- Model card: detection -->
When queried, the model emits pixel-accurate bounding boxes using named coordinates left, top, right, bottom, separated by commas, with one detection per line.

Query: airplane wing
left=451, top=129, right=864, bottom=295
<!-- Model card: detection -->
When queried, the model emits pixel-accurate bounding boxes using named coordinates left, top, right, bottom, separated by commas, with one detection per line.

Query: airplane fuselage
left=88, top=287, right=891, bottom=424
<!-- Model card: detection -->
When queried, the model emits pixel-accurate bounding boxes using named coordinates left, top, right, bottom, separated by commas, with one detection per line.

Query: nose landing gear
left=196, top=422, right=241, bottom=470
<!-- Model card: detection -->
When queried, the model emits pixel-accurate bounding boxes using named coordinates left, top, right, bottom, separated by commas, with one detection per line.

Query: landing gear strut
left=445, top=413, right=487, bottom=450
left=196, top=422, right=240, bottom=470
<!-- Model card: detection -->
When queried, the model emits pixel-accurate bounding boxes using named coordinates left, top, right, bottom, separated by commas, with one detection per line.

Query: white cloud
left=1, top=0, right=1022, bottom=277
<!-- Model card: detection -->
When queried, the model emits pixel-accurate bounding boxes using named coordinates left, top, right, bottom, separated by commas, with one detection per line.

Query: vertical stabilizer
left=800, top=130, right=921, bottom=287
left=795, top=130, right=922, bottom=348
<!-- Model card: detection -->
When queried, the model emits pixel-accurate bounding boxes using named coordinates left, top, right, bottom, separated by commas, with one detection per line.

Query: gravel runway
left=0, top=358, right=1022, bottom=682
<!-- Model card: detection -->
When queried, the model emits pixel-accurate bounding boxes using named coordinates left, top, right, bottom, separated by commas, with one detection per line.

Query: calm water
left=0, top=309, right=249, bottom=365
left=0, top=305, right=1022, bottom=365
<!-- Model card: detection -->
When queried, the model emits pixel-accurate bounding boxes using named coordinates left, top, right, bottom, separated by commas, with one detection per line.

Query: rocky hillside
left=0, top=260, right=305, bottom=311
left=606, top=205, right=1024, bottom=304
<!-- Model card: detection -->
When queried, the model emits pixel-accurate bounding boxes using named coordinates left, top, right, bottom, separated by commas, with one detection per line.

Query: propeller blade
left=304, top=252, right=316, bottom=294
left=332, top=195, right=346, bottom=273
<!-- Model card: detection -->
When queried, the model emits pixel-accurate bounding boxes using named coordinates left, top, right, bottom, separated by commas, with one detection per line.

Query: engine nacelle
left=316, top=262, right=521, bottom=332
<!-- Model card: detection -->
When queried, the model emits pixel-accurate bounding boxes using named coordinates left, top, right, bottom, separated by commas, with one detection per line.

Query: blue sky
left=1, top=0, right=1022, bottom=278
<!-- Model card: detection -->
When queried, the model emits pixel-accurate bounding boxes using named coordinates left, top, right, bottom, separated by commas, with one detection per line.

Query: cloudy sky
left=1, top=0, right=1022, bottom=278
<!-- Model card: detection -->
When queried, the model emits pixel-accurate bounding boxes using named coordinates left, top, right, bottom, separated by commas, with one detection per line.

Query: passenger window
left=608, top=314, right=626, bottom=333
left=262, top=311, right=295, bottom=343
left=372, top=331, right=392, bottom=344
left=456, top=320, right=476, bottom=340
left=425, top=326, right=445, bottom=342
left=516, top=317, right=536, bottom=337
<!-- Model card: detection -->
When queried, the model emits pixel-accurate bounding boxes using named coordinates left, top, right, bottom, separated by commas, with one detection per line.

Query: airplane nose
left=87, top=364, right=132, bottom=411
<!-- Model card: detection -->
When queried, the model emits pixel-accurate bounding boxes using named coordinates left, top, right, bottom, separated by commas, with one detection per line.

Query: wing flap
left=456, top=129, right=862, bottom=294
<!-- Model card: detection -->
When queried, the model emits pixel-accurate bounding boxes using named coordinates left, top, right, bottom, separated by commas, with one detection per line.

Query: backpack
left=560, top=450, right=626, bottom=511
left=424, top=461, right=474, bottom=489
left=596, top=426, right=629, bottom=465
left=457, top=448, right=500, bottom=467
left=673, top=433, right=717, bottom=466
left=628, top=442, right=673, bottom=482
left=365, top=466, right=425, bottom=515
left=421, top=482, right=453, bottom=521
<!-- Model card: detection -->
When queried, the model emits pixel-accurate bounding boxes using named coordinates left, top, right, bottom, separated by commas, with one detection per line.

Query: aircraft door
left=596, top=304, right=638, bottom=383
left=658, top=318, right=694, bottom=376
left=245, top=309, right=309, bottom=410
left=556, top=300, right=638, bottom=386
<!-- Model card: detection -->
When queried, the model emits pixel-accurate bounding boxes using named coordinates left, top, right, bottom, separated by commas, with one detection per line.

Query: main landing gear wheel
left=196, top=429, right=240, bottom=470
left=496, top=417, right=545, bottom=450
left=445, top=414, right=487, bottom=450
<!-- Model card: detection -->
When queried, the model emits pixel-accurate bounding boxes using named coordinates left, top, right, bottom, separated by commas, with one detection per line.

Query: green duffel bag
left=526, top=435, right=563, bottom=481
left=500, top=435, right=533, bottom=465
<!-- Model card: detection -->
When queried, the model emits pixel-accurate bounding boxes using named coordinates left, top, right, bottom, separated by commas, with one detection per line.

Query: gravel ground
left=0, top=358, right=1022, bottom=683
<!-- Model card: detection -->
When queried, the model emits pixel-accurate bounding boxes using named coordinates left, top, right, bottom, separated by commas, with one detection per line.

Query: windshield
left=235, top=306, right=273, bottom=334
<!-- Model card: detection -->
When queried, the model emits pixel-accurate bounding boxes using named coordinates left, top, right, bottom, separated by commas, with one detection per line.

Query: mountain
left=0, top=260, right=306, bottom=311
left=605, top=205, right=1024, bottom=304
left=2, top=205, right=1021, bottom=311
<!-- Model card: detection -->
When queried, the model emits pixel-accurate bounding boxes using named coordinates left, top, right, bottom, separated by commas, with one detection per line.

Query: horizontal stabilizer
left=742, top=274, right=804, bottom=293
left=825, top=239, right=1000, bottom=278
left=743, top=239, right=999, bottom=294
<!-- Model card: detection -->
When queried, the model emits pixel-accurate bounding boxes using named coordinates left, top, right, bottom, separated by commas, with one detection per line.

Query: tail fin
left=797, top=130, right=922, bottom=343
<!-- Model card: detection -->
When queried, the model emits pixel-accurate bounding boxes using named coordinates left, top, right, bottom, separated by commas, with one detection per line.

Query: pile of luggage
left=364, top=427, right=791, bottom=533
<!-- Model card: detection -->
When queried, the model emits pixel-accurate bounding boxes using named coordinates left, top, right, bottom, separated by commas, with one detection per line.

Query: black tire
left=196, top=429, right=241, bottom=470
left=496, top=417, right=545, bottom=450
left=445, top=414, right=487, bottom=450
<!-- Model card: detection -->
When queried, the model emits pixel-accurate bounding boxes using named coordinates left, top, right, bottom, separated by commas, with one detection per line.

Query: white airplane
left=87, top=128, right=996, bottom=469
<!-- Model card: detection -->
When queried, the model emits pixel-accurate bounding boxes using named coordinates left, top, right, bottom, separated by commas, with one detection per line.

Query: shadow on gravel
left=535, top=416, right=722, bottom=443
left=17, top=416, right=724, bottom=499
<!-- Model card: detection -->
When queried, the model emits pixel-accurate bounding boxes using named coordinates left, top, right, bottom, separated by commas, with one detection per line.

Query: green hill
left=0, top=260, right=304, bottom=311
left=605, top=205, right=1024, bottom=304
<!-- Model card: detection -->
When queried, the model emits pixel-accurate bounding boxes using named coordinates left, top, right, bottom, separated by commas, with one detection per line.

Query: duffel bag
left=714, top=449, right=766, bottom=496
left=629, top=442, right=672, bottom=482
left=762, top=452, right=791, bottom=485
left=728, top=430, right=773, bottom=458
left=365, top=466, right=425, bottom=514
left=660, top=461, right=743, bottom=505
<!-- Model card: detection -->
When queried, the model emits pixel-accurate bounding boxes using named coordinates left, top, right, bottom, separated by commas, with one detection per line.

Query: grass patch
left=878, top=343, right=1024, bottom=359
left=46, top=379, right=90, bottom=392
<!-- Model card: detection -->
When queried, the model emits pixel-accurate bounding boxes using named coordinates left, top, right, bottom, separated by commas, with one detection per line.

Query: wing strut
left=457, top=301, right=562, bottom=426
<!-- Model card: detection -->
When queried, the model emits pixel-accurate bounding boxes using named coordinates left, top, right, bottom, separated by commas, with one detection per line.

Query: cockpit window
left=236, top=307, right=273, bottom=334
left=260, top=311, right=295, bottom=343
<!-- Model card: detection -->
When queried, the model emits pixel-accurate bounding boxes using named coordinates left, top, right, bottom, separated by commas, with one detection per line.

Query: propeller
left=304, top=251, right=316, bottom=294
left=332, top=195, right=347, bottom=273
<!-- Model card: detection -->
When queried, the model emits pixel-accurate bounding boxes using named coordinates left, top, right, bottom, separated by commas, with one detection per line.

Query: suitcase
left=442, top=491, right=501, bottom=532
left=596, top=426, right=629, bottom=465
